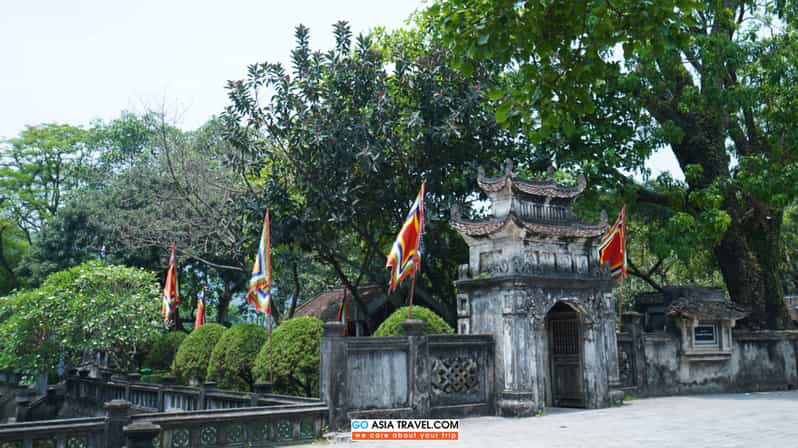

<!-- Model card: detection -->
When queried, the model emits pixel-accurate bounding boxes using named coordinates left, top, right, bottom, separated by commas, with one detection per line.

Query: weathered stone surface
left=452, top=163, right=619, bottom=414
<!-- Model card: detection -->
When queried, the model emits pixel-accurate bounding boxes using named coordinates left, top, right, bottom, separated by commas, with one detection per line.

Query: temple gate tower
left=451, top=160, right=621, bottom=416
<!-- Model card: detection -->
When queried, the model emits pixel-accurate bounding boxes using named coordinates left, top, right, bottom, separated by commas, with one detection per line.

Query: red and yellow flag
left=386, top=183, right=425, bottom=292
left=247, top=210, right=272, bottom=315
left=161, top=242, right=180, bottom=321
left=598, top=206, right=627, bottom=280
left=194, top=283, right=206, bottom=329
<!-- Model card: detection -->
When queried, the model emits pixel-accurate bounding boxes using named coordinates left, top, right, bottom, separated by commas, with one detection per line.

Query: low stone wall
left=619, top=314, right=798, bottom=396
left=320, top=321, right=495, bottom=430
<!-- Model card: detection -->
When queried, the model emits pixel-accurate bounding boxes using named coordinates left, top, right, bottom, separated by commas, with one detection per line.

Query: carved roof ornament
left=456, top=160, right=608, bottom=240
left=475, top=163, right=588, bottom=199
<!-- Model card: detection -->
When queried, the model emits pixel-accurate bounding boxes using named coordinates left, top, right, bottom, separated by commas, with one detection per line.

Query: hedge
left=173, top=323, right=226, bottom=385
left=142, top=331, right=187, bottom=371
left=373, top=306, right=454, bottom=336
left=253, top=317, right=324, bottom=397
left=206, top=323, right=267, bottom=391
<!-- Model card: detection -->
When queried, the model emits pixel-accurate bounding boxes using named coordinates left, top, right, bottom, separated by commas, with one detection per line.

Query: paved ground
left=304, top=390, right=798, bottom=447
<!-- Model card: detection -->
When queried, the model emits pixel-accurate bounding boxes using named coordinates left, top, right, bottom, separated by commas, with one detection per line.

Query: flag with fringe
left=386, top=183, right=425, bottom=292
left=161, top=242, right=179, bottom=321
left=194, top=284, right=206, bottom=328
left=598, top=206, right=627, bottom=280
left=247, top=210, right=272, bottom=315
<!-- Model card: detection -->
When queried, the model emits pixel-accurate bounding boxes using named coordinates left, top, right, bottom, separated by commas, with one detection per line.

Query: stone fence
left=320, top=320, right=495, bottom=431
left=0, top=398, right=327, bottom=448
left=617, top=313, right=798, bottom=396
left=61, top=370, right=318, bottom=418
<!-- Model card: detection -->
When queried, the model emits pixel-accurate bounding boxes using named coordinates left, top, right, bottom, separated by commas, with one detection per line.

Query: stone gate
left=451, top=161, right=621, bottom=415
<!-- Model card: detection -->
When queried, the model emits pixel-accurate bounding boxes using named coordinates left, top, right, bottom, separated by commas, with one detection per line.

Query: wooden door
left=549, top=313, right=584, bottom=407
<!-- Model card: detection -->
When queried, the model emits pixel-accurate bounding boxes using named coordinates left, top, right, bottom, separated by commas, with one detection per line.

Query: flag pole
left=266, top=209, right=273, bottom=385
left=408, top=182, right=425, bottom=321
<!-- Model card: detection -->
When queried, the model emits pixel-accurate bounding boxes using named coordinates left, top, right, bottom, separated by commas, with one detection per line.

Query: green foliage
left=374, top=306, right=454, bottom=336
left=426, top=0, right=798, bottom=327
left=223, top=23, right=523, bottom=322
left=253, top=317, right=323, bottom=397
left=174, top=323, right=226, bottom=384
left=0, top=261, right=161, bottom=374
left=142, top=331, right=187, bottom=372
left=206, top=323, right=267, bottom=391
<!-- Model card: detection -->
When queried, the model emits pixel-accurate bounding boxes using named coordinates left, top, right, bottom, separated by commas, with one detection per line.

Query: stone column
left=321, top=321, right=346, bottom=430
left=621, top=312, right=646, bottom=392
left=199, top=381, right=215, bottom=410
left=402, top=319, right=430, bottom=419
left=496, top=311, right=538, bottom=417
left=124, top=421, right=161, bottom=448
left=14, top=392, right=31, bottom=422
left=104, top=399, right=131, bottom=448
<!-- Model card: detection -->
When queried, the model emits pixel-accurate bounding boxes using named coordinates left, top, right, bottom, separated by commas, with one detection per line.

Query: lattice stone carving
left=225, top=424, right=244, bottom=443
left=247, top=422, right=268, bottom=442
left=199, top=426, right=217, bottom=446
left=276, top=419, right=293, bottom=440
left=431, top=356, right=479, bottom=394
left=66, top=436, right=88, bottom=448
left=171, top=428, right=190, bottom=448
left=300, top=418, right=315, bottom=439
left=32, top=439, right=55, bottom=448
left=1, top=441, right=22, bottom=448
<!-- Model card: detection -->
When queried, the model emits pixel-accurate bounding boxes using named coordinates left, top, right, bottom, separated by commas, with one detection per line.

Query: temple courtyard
left=313, top=390, right=798, bottom=447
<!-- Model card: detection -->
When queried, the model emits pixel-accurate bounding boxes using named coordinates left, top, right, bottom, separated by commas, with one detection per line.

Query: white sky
left=0, top=0, right=681, bottom=178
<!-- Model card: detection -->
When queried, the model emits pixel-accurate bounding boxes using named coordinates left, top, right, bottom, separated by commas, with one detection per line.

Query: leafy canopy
left=0, top=261, right=161, bottom=373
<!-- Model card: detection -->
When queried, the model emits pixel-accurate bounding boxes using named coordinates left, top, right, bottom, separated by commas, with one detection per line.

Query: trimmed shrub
left=206, top=323, right=267, bottom=391
left=174, top=323, right=226, bottom=385
left=253, top=317, right=324, bottom=397
left=374, top=306, right=454, bottom=336
left=142, top=331, right=187, bottom=371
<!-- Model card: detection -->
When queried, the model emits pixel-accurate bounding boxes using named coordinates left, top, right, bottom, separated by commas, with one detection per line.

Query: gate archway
left=546, top=301, right=585, bottom=407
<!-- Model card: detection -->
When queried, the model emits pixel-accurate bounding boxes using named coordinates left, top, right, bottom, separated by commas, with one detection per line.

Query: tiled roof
left=294, top=285, right=383, bottom=321
left=477, top=173, right=587, bottom=199
left=668, top=298, right=748, bottom=321
left=451, top=214, right=607, bottom=238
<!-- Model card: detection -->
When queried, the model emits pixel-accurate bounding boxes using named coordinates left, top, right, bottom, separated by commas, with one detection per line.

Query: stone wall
left=319, top=321, right=495, bottom=430
left=619, top=314, right=798, bottom=396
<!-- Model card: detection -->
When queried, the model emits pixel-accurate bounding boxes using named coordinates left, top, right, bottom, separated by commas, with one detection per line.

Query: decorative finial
left=547, top=164, right=555, bottom=178
left=600, top=209, right=608, bottom=225
left=477, top=166, right=485, bottom=178
left=450, top=203, right=462, bottom=220
left=504, top=159, right=514, bottom=177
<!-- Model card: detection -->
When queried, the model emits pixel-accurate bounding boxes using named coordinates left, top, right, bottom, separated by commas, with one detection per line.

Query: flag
left=247, top=210, right=272, bottom=315
left=161, top=242, right=180, bottom=321
left=598, top=206, right=627, bottom=280
left=336, top=288, right=349, bottom=336
left=386, top=183, right=425, bottom=292
left=194, top=283, right=206, bottom=329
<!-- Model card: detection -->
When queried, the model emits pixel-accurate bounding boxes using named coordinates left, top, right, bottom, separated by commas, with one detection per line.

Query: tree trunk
left=715, top=191, right=793, bottom=329
left=216, top=282, right=232, bottom=324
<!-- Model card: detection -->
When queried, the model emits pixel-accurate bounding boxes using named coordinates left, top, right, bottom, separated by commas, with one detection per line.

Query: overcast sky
left=0, top=0, right=681, bottom=178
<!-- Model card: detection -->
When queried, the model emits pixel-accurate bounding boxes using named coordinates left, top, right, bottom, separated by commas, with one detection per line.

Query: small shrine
left=451, top=160, right=621, bottom=415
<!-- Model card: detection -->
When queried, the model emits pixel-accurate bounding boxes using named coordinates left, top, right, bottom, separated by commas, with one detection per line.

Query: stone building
left=451, top=161, right=621, bottom=415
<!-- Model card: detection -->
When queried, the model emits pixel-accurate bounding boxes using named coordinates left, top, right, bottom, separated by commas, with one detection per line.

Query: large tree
left=427, top=0, right=798, bottom=328
left=223, top=23, right=524, bottom=325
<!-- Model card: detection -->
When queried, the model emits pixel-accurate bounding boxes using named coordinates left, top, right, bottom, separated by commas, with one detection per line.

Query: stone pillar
left=104, top=399, right=131, bottom=448
left=403, top=320, right=430, bottom=418
left=320, top=321, right=347, bottom=430
left=14, top=392, right=32, bottom=422
left=124, top=421, right=161, bottom=448
left=621, top=312, right=646, bottom=392
left=159, top=375, right=176, bottom=411
left=199, top=381, right=216, bottom=410
left=496, top=310, right=538, bottom=417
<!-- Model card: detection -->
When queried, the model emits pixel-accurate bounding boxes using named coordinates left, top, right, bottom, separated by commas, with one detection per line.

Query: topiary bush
left=253, top=317, right=324, bottom=397
left=174, top=323, right=226, bottom=385
left=142, top=331, right=187, bottom=371
left=206, top=323, right=267, bottom=392
left=374, top=306, right=454, bottom=336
